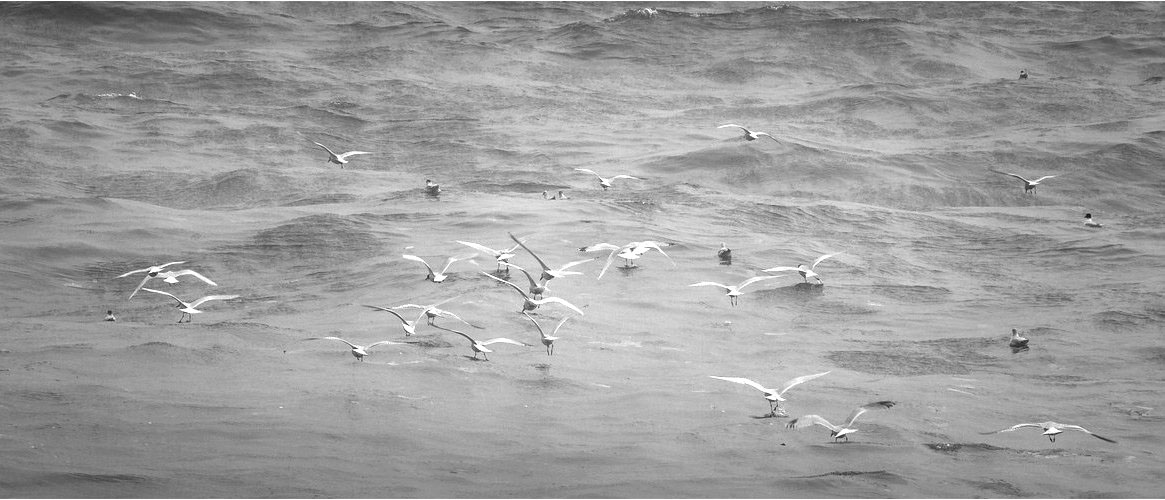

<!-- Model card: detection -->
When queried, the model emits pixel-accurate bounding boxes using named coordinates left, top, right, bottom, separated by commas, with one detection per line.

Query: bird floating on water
left=522, top=312, right=571, bottom=355
left=717, top=242, right=732, bottom=263
left=1009, top=328, right=1029, bottom=348
left=764, top=252, right=842, bottom=284
left=573, top=168, right=642, bottom=190
left=104, top=310, right=117, bottom=322
left=1084, top=213, right=1102, bottom=228
left=434, top=325, right=529, bottom=361
left=994, top=171, right=1056, bottom=194
left=710, top=371, right=831, bottom=418
left=689, top=275, right=783, bottom=306
left=306, top=336, right=410, bottom=362
left=786, top=401, right=896, bottom=442
left=140, top=288, right=239, bottom=323
left=717, top=124, right=779, bottom=143
left=312, top=141, right=370, bottom=168
left=1019, top=69, right=1028, bottom=79
left=402, top=253, right=475, bottom=283
left=979, top=421, right=1117, bottom=444
left=425, top=179, right=441, bottom=195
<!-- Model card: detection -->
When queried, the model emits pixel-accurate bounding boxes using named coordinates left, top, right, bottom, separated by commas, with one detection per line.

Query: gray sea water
left=1, top=2, right=1163, bottom=498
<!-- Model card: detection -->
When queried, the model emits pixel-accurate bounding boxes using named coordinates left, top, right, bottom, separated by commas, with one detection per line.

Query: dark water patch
left=281, top=193, right=359, bottom=207
left=925, top=442, right=1010, bottom=454
left=13, top=389, right=68, bottom=403
left=829, top=337, right=999, bottom=376
left=865, top=284, right=952, bottom=303
left=228, top=214, right=382, bottom=265
left=966, top=478, right=1026, bottom=497
left=794, top=470, right=902, bottom=482
left=66, top=472, right=151, bottom=484
left=1092, top=309, right=1165, bottom=333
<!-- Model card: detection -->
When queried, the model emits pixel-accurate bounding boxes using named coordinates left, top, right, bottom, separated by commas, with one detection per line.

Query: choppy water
left=1, top=1, right=1163, bottom=498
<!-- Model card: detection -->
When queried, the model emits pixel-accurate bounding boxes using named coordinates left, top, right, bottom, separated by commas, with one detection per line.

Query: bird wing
left=362, top=305, right=410, bottom=324
left=402, top=254, right=435, bottom=274
left=738, top=275, right=781, bottom=290
left=776, top=371, right=831, bottom=397
left=440, top=253, right=477, bottom=273
left=128, top=274, right=153, bottom=299
left=440, top=327, right=478, bottom=345
left=641, top=242, right=676, bottom=266
left=844, top=401, right=896, bottom=427
left=580, top=242, right=623, bottom=253
left=457, top=240, right=501, bottom=257
left=504, top=263, right=541, bottom=289
left=431, top=307, right=477, bottom=328
left=610, top=175, right=641, bottom=181
left=480, top=337, right=529, bottom=347
left=481, top=271, right=529, bottom=298
left=762, top=265, right=800, bottom=274
left=521, top=312, right=545, bottom=336
left=1030, top=175, right=1057, bottom=183
left=315, top=336, right=357, bottom=349
left=979, top=422, right=1046, bottom=435
left=1059, top=424, right=1117, bottom=443
left=595, top=247, right=622, bottom=280
left=188, top=295, right=240, bottom=308
left=531, top=296, right=584, bottom=316
left=998, top=171, right=1032, bottom=183
left=573, top=168, right=601, bottom=179
left=551, top=316, right=571, bottom=335
left=811, top=252, right=842, bottom=270
left=689, top=281, right=732, bottom=291
left=116, top=267, right=150, bottom=278
left=556, top=258, right=594, bottom=273
left=336, top=151, right=371, bottom=160
left=312, top=142, right=337, bottom=156
left=709, top=376, right=772, bottom=394
left=786, top=415, right=840, bottom=432
left=366, top=340, right=408, bottom=350
left=717, top=124, right=747, bottom=131
left=140, top=287, right=185, bottom=306
left=158, top=261, right=187, bottom=270
left=508, top=232, right=551, bottom=273
left=163, top=269, right=218, bottom=286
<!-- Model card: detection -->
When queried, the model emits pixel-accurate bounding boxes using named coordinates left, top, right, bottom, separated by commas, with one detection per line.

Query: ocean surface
left=1, top=1, right=1163, bottom=498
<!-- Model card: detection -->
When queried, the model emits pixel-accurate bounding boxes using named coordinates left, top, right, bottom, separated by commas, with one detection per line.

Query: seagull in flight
left=117, top=261, right=186, bottom=280
left=457, top=239, right=523, bottom=273
left=139, top=288, right=239, bottom=323
left=433, top=325, right=529, bottom=361
left=502, top=262, right=549, bottom=299
left=361, top=304, right=420, bottom=336
left=573, top=168, right=642, bottom=190
left=979, top=421, right=1116, bottom=444
left=993, top=171, right=1057, bottom=194
left=690, top=275, right=783, bottom=306
left=402, top=253, right=476, bottom=283
left=391, top=299, right=478, bottom=329
left=709, top=371, right=831, bottom=417
left=764, top=252, right=842, bottom=284
left=717, top=124, right=780, bottom=143
left=786, top=401, right=896, bottom=442
left=127, top=268, right=217, bottom=299
left=580, top=241, right=675, bottom=279
left=508, top=232, right=593, bottom=282
left=313, top=141, right=371, bottom=168
left=522, top=312, right=571, bottom=355
left=480, top=272, right=584, bottom=316
left=306, top=336, right=411, bottom=362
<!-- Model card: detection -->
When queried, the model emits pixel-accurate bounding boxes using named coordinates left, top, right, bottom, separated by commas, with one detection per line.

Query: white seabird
left=709, top=371, right=831, bottom=417
left=786, top=400, right=896, bottom=442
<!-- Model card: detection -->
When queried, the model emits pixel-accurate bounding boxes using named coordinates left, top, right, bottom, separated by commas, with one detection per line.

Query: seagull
left=117, top=261, right=186, bottom=280
left=979, top=421, right=1117, bottom=444
left=425, top=179, right=441, bottom=195
left=580, top=241, right=676, bottom=279
left=764, top=252, right=842, bottom=284
left=402, top=253, right=475, bottom=283
left=127, top=268, right=218, bottom=300
left=1084, top=213, right=1102, bottom=228
left=361, top=304, right=419, bottom=336
left=306, top=336, right=410, bottom=362
left=104, top=310, right=117, bottom=322
left=313, top=141, right=371, bottom=168
left=573, top=168, right=642, bottom=190
left=1009, top=328, right=1029, bottom=348
left=522, top=312, right=570, bottom=355
left=717, top=124, right=780, bottom=143
left=433, top=325, right=529, bottom=360
left=391, top=299, right=477, bottom=329
left=786, top=401, right=896, bottom=442
left=508, top=232, right=593, bottom=282
left=709, top=372, right=831, bottom=417
left=457, top=240, right=523, bottom=273
left=543, top=190, right=569, bottom=200
left=502, top=262, right=549, bottom=299
left=139, top=288, right=239, bottom=323
left=717, top=242, right=732, bottom=262
left=480, top=272, right=584, bottom=315
left=994, top=171, right=1057, bottom=194
left=690, top=275, right=783, bottom=306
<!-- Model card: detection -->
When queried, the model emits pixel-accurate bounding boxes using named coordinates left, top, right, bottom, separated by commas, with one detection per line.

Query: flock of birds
left=105, top=123, right=1116, bottom=446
